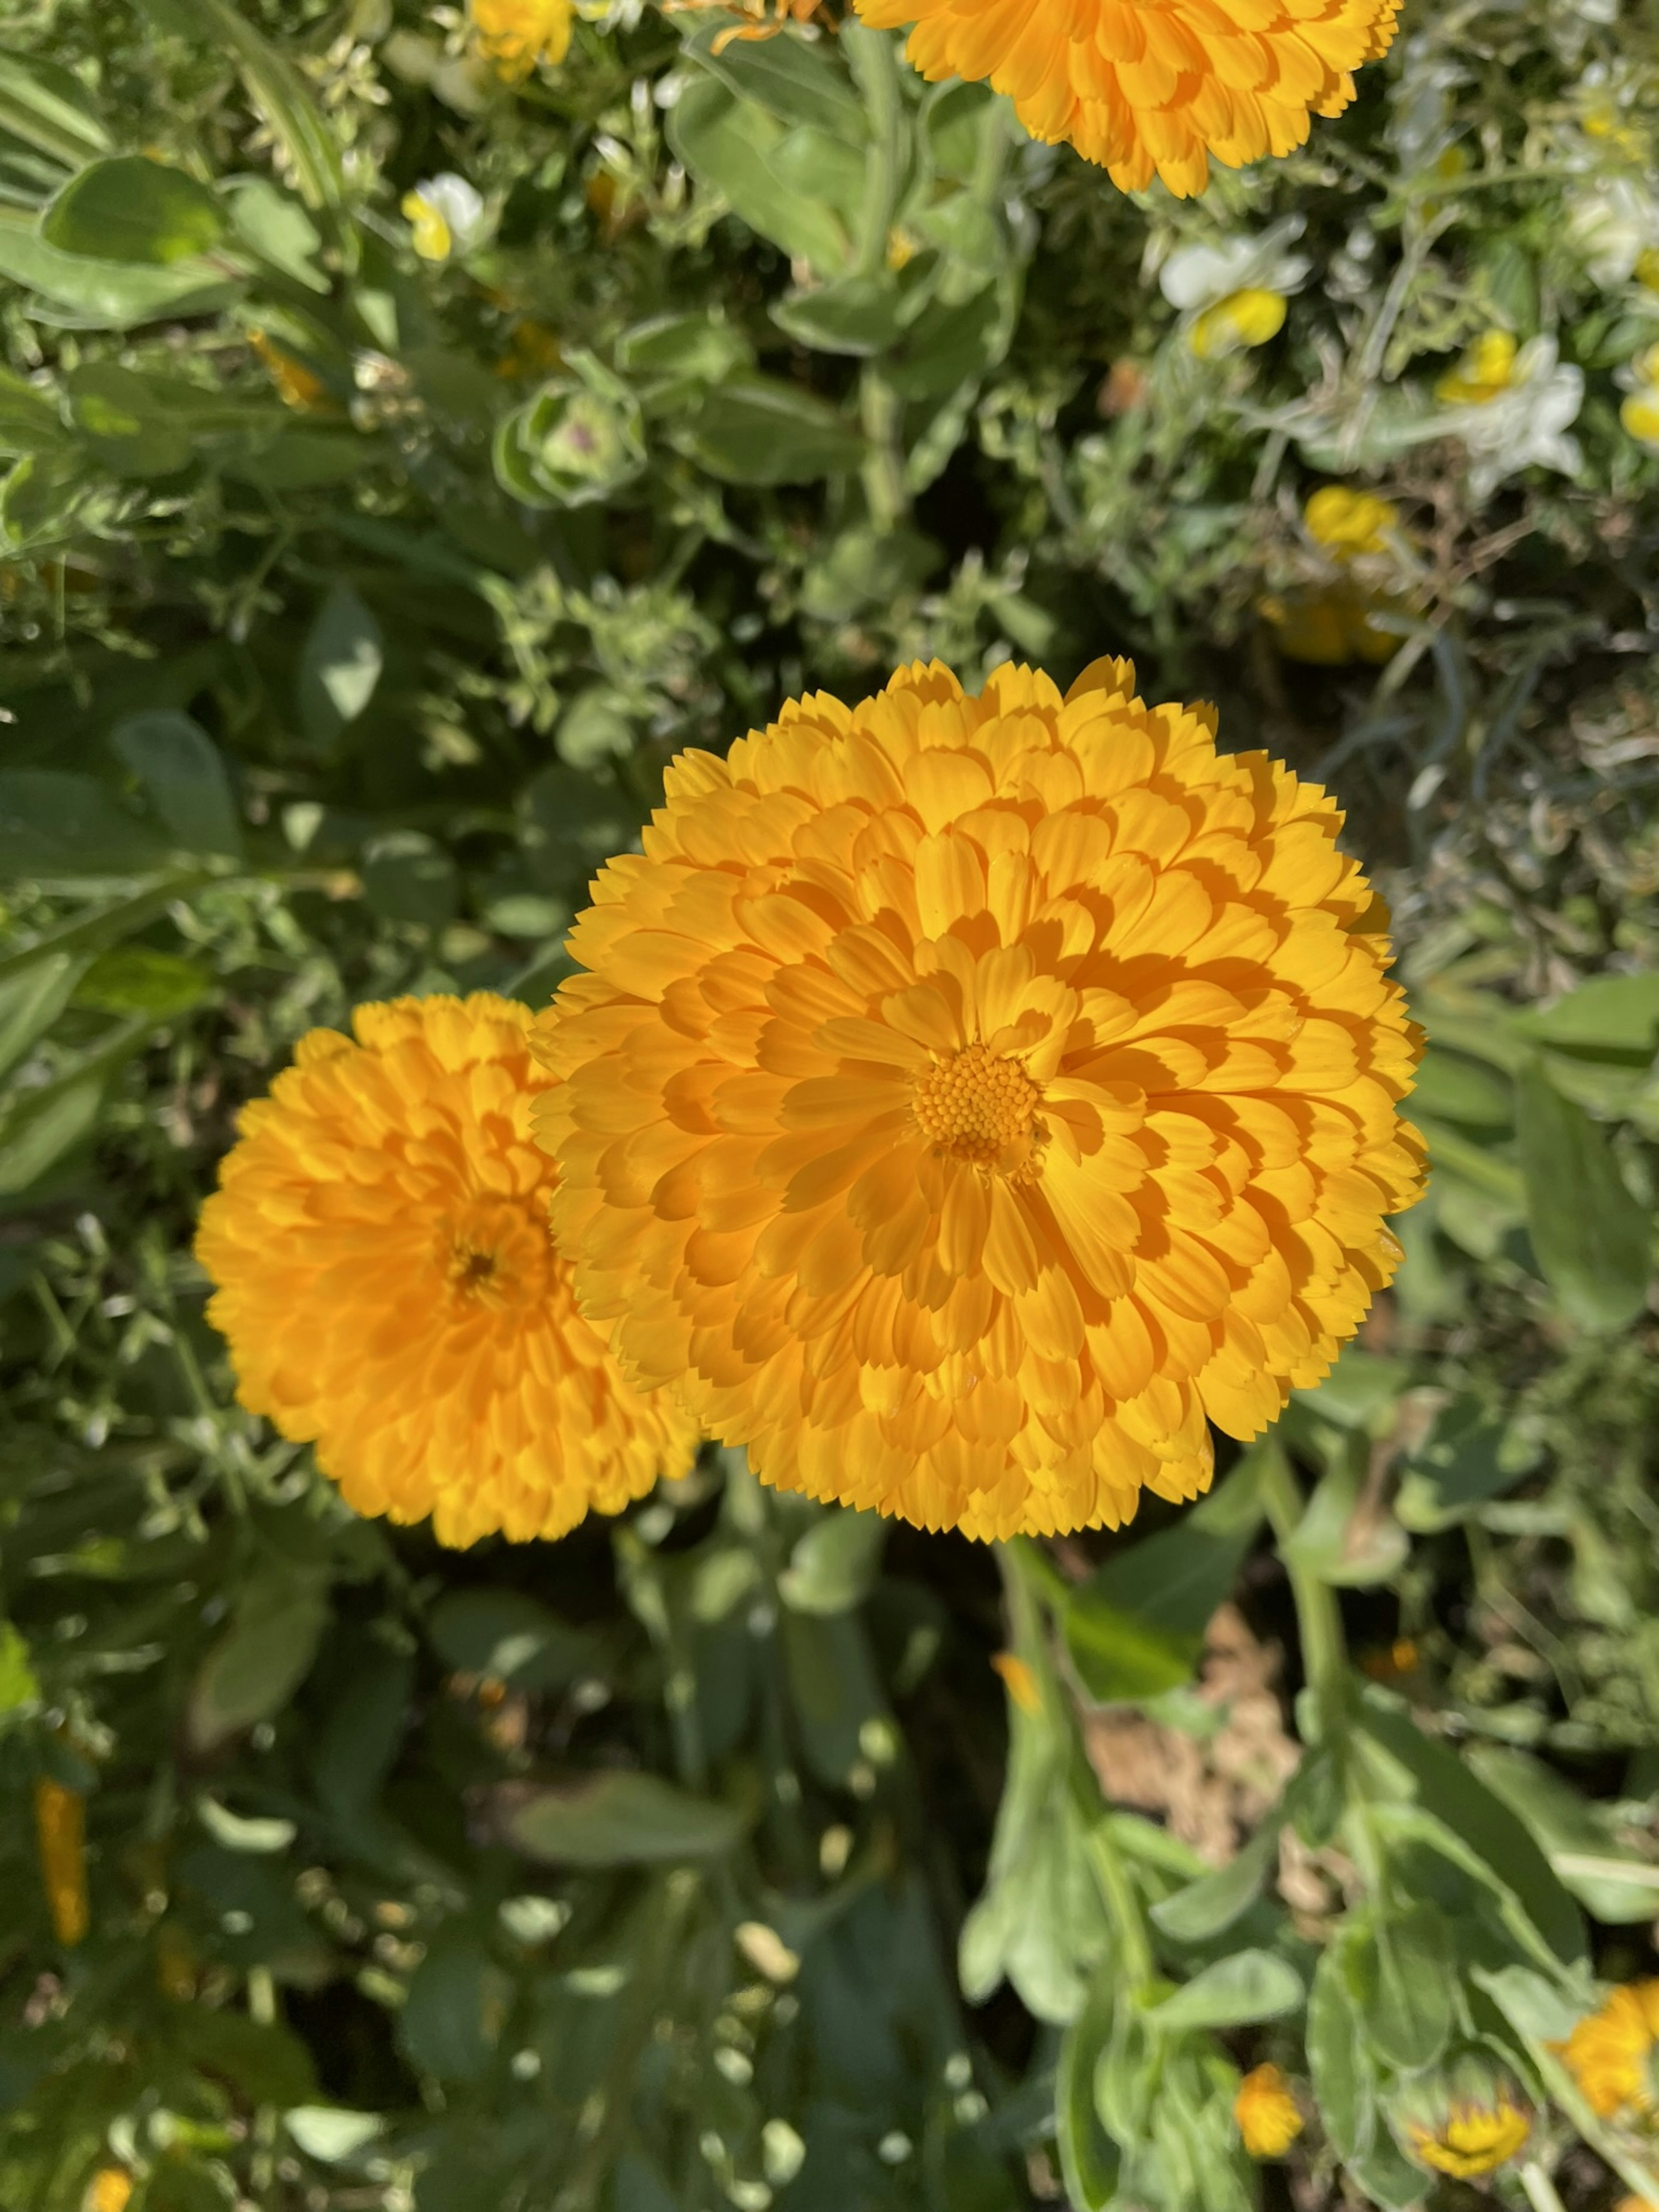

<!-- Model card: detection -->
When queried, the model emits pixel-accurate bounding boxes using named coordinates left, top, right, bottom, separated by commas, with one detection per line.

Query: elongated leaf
left=1064, top=1457, right=1264, bottom=1703
left=141, top=0, right=344, bottom=210
left=1468, top=1745, right=1659, bottom=1923
left=0, top=950, right=83, bottom=1079
left=0, top=206, right=235, bottom=327
left=111, top=710, right=242, bottom=857
left=0, top=54, right=110, bottom=170
left=187, top=1572, right=331, bottom=1752
left=495, top=1770, right=744, bottom=1864
left=399, top=1935, right=509, bottom=2082
left=0, top=770, right=169, bottom=879
left=44, top=156, right=224, bottom=265
left=428, top=1586, right=604, bottom=1691
left=1307, top=1940, right=1375, bottom=2164
left=1056, top=1975, right=1122, bottom=2212
left=680, top=17, right=865, bottom=136
left=1344, top=1904, right=1451, bottom=2069
left=778, top=1506, right=887, bottom=1615
left=1145, top=1948, right=1303, bottom=2032
left=679, top=376, right=864, bottom=486
left=1516, top=1062, right=1650, bottom=1331
left=299, top=583, right=383, bottom=748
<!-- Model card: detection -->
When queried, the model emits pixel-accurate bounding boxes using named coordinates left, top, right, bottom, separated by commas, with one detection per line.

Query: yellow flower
left=248, top=328, right=328, bottom=413
left=1436, top=330, right=1518, bottom=406
left=1304, top=486, right=1398, bottom=560
left=1191, top=288, right=1287, bottom=360
left=1559, top=1983, right=1659, bottom=2117
left=468, top=0, right=572, bottom=79
left=1637, top=248, right=1659, bottom=292
left=403, top=190, right=452, bottom=262
left=1235, top=2063, right=1303, bottom=2158
left=196, top=994, right=697, bottom=1546
left=1406, top=2096, right=1532, bottom=2178
left=531, top=659, right=1424, bottom=1542
left=35, top=1778, right=88, bottom=1947
left=84, top=2174, right=133, bottom=2212
left=848, top=0, right=1402, bottom=197
left=1262, top=588, right=1399, bottom=666
left=1622, top=390, right=1659, bottom=450
left=991, top=1650, right=1042, bottom=1715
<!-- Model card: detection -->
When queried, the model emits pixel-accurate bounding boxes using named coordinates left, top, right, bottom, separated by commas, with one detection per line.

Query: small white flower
left=1566, top=179, right=1659, bottom=288
left=1435, top=336, right=1584, bottom=499
left=401, top=171, right=488, bottom=261
left=1159, top=219, right=1311, bottom=315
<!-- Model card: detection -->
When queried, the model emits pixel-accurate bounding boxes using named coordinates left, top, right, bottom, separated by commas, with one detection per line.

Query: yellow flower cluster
left=199, top=660, right=1423, bottom=1546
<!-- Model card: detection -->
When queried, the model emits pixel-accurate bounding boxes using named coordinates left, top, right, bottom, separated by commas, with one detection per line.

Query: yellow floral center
left=443, top=1201, right=550, bottom=1312
left=912, top=1043, right=1041, bottom=1169
left=1191, top=287, right=1287, bottom=359
left=1622, top=391, right=1659, bottom=449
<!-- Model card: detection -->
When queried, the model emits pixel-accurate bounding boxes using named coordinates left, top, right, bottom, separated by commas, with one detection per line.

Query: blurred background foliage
left=0, top=0, right=1658, bottom=2206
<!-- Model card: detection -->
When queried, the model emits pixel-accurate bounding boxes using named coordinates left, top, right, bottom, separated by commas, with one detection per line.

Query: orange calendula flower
left=197, top=994, right=696, bottom=1546
left=468, top=0, right=572, bottom=78
left=848, top=0, right=1402, bottom=197
left=1235, top=2063, right=1303, bottom=2157
left=531, top=659, right=1424, bottom=1541
left=1559, top=1983, right=1659, bottom=2118
left=35, top=1778, right=89, bottom=1947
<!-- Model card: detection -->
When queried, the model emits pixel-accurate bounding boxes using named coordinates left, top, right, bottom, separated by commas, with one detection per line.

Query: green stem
left=842, top=22, right=903, bottom=281
left=1258, top=1440, right=1349, bottom=1748
left=859, top=368, right=909, bottom=531
left=1000, top=1541, right=1154, bottom=1991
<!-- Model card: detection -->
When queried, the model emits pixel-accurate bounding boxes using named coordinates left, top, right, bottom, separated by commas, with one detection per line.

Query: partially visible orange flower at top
left=848, top=0, right=1402, bottom=197
left=1559, top=1982, right=1659, bottom=2118
left=468, top=0, right=572, bottom=79
left=662, top=0, right=830, bottom=49
left=197, top=994, right=696, bottom=1547
left=531, top=659, right=1424, bottom=1542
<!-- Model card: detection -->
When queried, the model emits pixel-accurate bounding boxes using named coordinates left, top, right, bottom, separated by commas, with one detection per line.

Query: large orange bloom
left=850, top=0, right=1402, bottom=198
left=197, top=994, right=696, bottom=1545
left=531, top=660, right=1423, bottom=1541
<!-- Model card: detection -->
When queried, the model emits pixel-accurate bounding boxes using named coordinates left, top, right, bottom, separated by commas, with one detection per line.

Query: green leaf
left=1149, top=1752, right=1334, bottom=1942
left=298, top=583, right=384, bottom=748
left=1145, top=1949, right=1303, bottom=2032
left=678, top=375, right=864, bottom=485
left=1512, top=970, right=1659, bottom=1055
left=1516, top=1062, right=1650, bottom=1332
left=680, top=17, right=866, bottom=136
left=72, top=945, right=212, bottom=1019
left=1410, top=1047, right=1513, bottom=1131
left=187, top=1572, right=331, bottom=1753
left=667, top=77, right=855, bottom=275
left=615, top=311, right=752, bottom=383
left=0, top=53, right=110, bottom=172
left=1307, top=1940, right=1376, bottom=2164
left=1056, top=1975, right=1122, bottom=2212
left=1395, top=1396, right=1539, bottom=1532
left=1292, top=1347, right=1412, bottom=1432
left=226, top=177, right=327, bottom=290
left=1344, top=2134, right=1428, bottom=2212
left=771, top=272, right=913, bottom=359
left=1063, top=1457, right=1264, bottom=1703
left=0, top=770, right=169, bottom=879
left=44, top=155, right=225, bottom=264
left=0, top=1024, right=145, bottom=1196
left=169, top=2003, right=319, bottom=2107
left=110, top=709, right=242, bottom=858
left=0, top=950, right=84, bottom=1079
left=1355, top=1690, right=1584, bottom=1967
left=309, top=1648, right=413, bottom=1818
left=0, top=363, right=69, bottom=458
left=285, top=2108, right=385, bottom=2162
left=777, top=1506, right=886, bottom=1615
left=427, top=1587, right=604, bottom=1691
left=64, top=362, right=194, bottom=477
left=1280, top=1458, right=1410, bottom=1588
left=0, top=205, right=235, bottom=326
left=1344, top=1905, right=1452, bottom=2069
left=0, top=1619, right=39, bottom=1719
left=400, top=1935, right=510, bottom=2082
left=1467, top=1745, right=1659, bottom=1924
left=495, top=1770, right=744, bottom=1864
left=362, top=831, right=457, bottom=930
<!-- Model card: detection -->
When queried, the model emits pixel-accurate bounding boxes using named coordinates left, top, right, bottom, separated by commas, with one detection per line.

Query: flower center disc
left=912, top=1042, right=1041, bottom=1171
left=442, top=1198, right=551, bottom=1313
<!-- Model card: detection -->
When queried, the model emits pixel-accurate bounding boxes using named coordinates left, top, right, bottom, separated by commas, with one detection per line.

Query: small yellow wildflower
left=1436, top=330, right=1518, bottom=405
left=1191, top=288, right=1287, bottom=360
left=84, top=2174, right=133, bottom=2212
left=248, top=328, right=327, bottom=413
left=1234, top=2065, right=1303, bottom=2158
left=34, top=1778, right=88, bottom=1947
left=403, top=191, right=452, bottom=262
left=1261, top=589, right=1398, bottom=667
left=1406, top=2097, right=1531, bottom=2178
left=1623, top=391, right=1659, bottom=450
left=1304, top=486, right=1399, bottom=560
left=991, top=1651, right=1042, bottom=1716
left=1559, top=1982, right=1659, bottom=2117
left=1637, top=248, right=1659, bottom=291
left=401, top=174, right=484, bottom=264
left=886, top=227, right=918, bottom=272
left=468, top=0, right=572, bottom=79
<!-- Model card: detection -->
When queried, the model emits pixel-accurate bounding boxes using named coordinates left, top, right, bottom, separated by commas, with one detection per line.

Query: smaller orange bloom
left=662, top=0, right=830, bottom=49
left=248, top=328, right=328, bottom=413
left=85, top=2174, right=133, bottom=2212
left=1559, top=1983, right=1659, bottom=2117
left=991, top=1651, right=1042, bottom=1716
left=1235, top=2064, right=1303, bottom=2158
left=34, top=1779, right=88, bottom=1948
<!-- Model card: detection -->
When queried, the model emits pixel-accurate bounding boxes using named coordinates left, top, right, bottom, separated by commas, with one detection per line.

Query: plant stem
left=1258, top=1440, right=1350, bottom=1747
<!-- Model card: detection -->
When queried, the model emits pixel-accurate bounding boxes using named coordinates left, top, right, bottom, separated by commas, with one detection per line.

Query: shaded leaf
left=110, top=709, right=242, bottom=858
left=1516, top=1062, right=1650, bottom=1332
left=495, top=1771, right=744, bottom=1864
left=44, top=155, right=224, bottom=264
